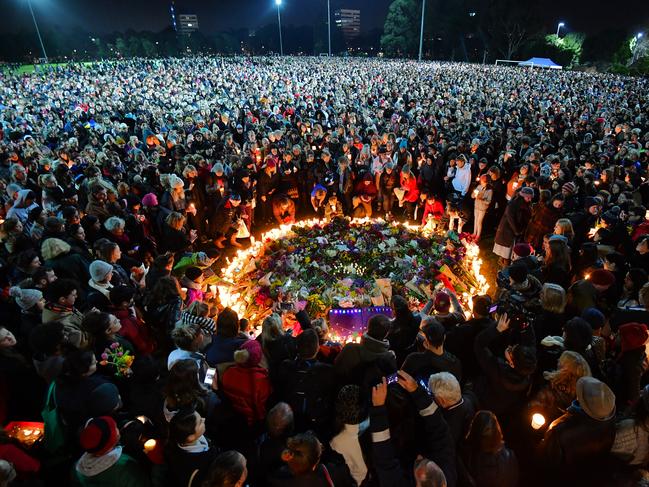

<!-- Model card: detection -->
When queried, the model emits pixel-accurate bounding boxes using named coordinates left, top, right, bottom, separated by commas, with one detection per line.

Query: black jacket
left=370, top=387, right=457, bottom=487
left=401, top=349, right=463, bottom=384
left=473, top=325, right=534, bottom=415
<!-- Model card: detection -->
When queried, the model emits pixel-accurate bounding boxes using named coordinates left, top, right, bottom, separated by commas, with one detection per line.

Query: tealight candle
left=531, top=413, right=546, bottom=430
left=143, top=439, right=157, bottom=452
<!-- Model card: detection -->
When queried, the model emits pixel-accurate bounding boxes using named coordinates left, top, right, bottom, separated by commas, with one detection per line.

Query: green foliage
left=381, top=0, right=420, bottom=57
left=581, top=29, right=627, bottom=63
left=545, top=33, right=584, bottom=65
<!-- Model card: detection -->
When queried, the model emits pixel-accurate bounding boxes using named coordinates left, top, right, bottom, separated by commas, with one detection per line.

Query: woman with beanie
left=87, top=260, right=114, bottom=311
left=8, top=286, right=44, bottom=344
left=75, top=416, right=151, bottom=487
left=529, top=351, right=592, bottom=424
left=329, top=385, right=370, bottom=486
left=221, top=340, right=272, bottom=428
left=461, top=410, right=519, bottom=487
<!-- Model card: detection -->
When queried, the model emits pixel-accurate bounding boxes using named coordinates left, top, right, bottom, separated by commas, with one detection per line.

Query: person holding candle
left=471, top=174, right=493, bottom=241
left=493, top=187, right=534, bottom=266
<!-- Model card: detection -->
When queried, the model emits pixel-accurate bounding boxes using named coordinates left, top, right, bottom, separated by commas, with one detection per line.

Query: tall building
left=334, top=9, right=361, bottom=41
left=178, top=14, right=199, bottom=34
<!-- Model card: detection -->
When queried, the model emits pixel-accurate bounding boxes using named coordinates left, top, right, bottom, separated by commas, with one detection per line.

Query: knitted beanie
left=79, top=416, right=120, bottom=456
left=9, top=286, right=42, bottom=311
left=90, top=260, right=113, bottom=283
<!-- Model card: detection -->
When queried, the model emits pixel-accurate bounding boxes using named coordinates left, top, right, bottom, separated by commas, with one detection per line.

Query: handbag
left=41, top=382, right=69, bottom=464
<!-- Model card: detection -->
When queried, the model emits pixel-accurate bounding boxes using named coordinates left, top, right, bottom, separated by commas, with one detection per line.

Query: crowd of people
left=0, top=55, right=648, bottom=487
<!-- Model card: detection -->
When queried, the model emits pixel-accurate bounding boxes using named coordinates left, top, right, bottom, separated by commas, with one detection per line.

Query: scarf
left=179, top=435, right=209, bottom=453
left=76, top=446, right=123, bottom=477
left=88, top=279, right=113, bottom=298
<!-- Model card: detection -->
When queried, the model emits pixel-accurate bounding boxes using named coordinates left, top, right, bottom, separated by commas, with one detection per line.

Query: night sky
left=1, top=0, right=647, bottom=36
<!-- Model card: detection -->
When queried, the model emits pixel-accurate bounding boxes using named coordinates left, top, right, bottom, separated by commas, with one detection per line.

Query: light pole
left=275, top=0, right=284, bottom=56
left=632, top=32, right=644, bottom=63
left=418, top=0, right=426, bottom=61
left=556, top=22, right=565, bottom=37
left=327, top=0, right=331, bottom=56
left=27, top=0, right=48, bottom=63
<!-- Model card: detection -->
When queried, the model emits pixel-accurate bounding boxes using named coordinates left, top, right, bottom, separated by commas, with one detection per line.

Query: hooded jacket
left=334, top=333, right=397, bottom=379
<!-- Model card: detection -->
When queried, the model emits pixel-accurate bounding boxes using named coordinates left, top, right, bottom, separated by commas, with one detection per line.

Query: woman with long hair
left=542, top=239, right=572, bottom=289
left=529, top=351, right=591, bottom=424
left=462, top=410, right=519, bottom=487
left=144, top=276, right=183, bottom=354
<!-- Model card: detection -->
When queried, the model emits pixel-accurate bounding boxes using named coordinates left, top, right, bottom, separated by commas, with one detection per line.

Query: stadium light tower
left=26, top=0, right=48, bottom=63
left=275, top=0, right=284, bottom=56
left=327, top=0, right=331, bottom=56
left=418, top=0, right=426, bottom=61
left=556, top=22, right=565, bottom=37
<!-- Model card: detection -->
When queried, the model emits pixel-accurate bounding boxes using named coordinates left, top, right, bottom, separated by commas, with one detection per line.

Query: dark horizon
left=2, top=0, right=647, bottom=38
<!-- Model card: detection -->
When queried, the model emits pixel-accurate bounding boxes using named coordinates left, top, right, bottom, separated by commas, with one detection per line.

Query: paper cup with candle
left=531, top=413, right=546, bottom=430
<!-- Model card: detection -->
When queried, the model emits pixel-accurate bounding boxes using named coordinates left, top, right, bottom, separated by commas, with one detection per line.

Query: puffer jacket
left=221, top=365, right=272, bottom=426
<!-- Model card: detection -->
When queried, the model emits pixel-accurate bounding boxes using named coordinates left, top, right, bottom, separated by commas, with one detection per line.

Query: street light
left=275, top=0, right=283, bottom=56
left=556, top=22, right=565, bottom=37
left=418, top=0, right=426, bottom=61
left=26, top=0, right=48, bottom=63
left=632, top=32, right=644, bottom=63
left=327, top=0, right=331, bottom=56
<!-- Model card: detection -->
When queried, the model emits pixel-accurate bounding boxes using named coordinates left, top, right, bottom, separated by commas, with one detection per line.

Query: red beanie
left=512, top=243, right=532, bottom=258
left=79, top=416, right=119, bottom=456
left=619, top=323, right=649, bottom=353
left=434, top=292, right=451, bottom=312
left=589, top=269, right=615, bottom=287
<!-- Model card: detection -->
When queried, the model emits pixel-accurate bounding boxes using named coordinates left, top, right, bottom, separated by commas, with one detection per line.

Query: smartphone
left=418, top=379, right=430, bottom=392
left=203, top=367, right=216, bottom=387
left=133, top=245, right=140, bottom=251
left=488, top=304, right=498, bottom=314
left=386, top=373, right=399, bottom=385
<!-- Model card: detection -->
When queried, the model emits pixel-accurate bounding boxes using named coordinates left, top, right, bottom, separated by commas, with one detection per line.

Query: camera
left=492, top=293, right=532, bottom=330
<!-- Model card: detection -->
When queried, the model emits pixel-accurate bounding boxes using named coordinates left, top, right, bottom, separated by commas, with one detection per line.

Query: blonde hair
left=554, top=218, right=574, bottom=239
left=261, top=313, right=283, bottom=346
left=165, top=212, right=186, bottom=230
left=41, top=238, right=71, bottom=261
left=541, top=283, right=567, bottom=314
left=543, top=350, right=591, bottom=397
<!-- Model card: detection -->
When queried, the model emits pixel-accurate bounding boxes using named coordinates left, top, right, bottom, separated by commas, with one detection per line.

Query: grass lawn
left=4, top=62, right=96, bottom=75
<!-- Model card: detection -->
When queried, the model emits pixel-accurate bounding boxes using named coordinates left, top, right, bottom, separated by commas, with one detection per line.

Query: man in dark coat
left=493, top=187, right=534, bottom=264
left=369, top=372, right=456, bottom=487
left=539, top=377, right=616, bottom=485
left=473, top=313, right=536, bottom=417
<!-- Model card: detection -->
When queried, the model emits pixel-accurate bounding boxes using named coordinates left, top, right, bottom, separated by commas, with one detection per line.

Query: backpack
left=285, top=360, right=332, bottom=434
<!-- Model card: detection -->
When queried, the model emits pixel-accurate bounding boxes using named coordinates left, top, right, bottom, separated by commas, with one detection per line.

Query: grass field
left=4, top=62, right=96, bottom=75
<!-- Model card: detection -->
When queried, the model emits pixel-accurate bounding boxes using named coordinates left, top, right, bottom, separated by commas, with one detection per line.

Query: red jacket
left=113, top=308, right=156, bottom=356
left=422, top=199, right=444, bottom=223
left=0, top=443, right=40, bottom=478
left=221, top=366, right=272, bottom=425
left=401, top=175, right=420, bottom=202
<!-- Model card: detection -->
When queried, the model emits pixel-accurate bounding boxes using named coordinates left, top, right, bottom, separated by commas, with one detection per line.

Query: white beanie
left=9, top=286, right=43, bottom=311
left=89, top=260, right=113, bottom=283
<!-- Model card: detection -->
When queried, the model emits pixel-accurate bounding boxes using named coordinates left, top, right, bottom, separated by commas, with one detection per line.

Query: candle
left=512, top=182, right=518, bottom=189
left=210, top=285, right=217, bottom=295
left=136, top=416, right=147, bottom=424
left=143, top=439, right=157, bottom=452
left=585, top=273, right=591, bottom=280
left=531, top=413, right=546, bottom=430
left=595, top=180, right=600, bottom=186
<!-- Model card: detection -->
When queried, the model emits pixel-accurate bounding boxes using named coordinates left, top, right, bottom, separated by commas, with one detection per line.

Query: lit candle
left=512, top=182, right=518, bottom=189
left=210, top=285, right=217, bottom=295
left=143, top=439, right=157, bottom=452
left=136, top=416, right=147, bottom=424
left=531, top=413, right=546, bottom=430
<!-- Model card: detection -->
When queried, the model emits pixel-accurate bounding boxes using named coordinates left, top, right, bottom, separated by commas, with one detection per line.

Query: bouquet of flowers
left=100, top=342, right=135, bottom=377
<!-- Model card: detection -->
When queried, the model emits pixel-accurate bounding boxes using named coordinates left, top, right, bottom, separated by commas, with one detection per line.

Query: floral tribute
left=219, top=218, right=489, bottom=330
left=100, top=342, right=135, bottom=377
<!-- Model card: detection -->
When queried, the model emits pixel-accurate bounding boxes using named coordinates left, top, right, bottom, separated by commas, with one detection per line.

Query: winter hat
left=212, top=162, right=225, bottom=175
left=510, top=345, right=537, bottom=376
left=141, top=193, right=159, bottom=207
left=9, top=286, right=42, bottom=311
left=576, top=377, right=616, bottom=421
left=297, top=329, right=319, bottom=359
left=512, top=243, right=532, bottom=258
left=601, top=210, right=619, bottom=226
left=41, top=238, right=71, bottom=260
left=581, top=308, right=606, bottom=331
left=584, top=196, right=601, bottom=210
left=335, top=385, right=364, bottom=425
left=563, top=318, right=593, bottom=353
left=520, top=187, right=534, bottom=197
left=90, top=260, right=113, bottom=283
left=619, top=323, right=649, bottom=353
left=434, top=292, right=451, bottom=312
left=79, top=416, right=120, bottom=456
left=234, top=340, right=262, bottom=368
left=88, top=383, right=122, bottom=417
left=562, top=182, right=577, bottom=195
left=589, top=269, right=615, bottom=287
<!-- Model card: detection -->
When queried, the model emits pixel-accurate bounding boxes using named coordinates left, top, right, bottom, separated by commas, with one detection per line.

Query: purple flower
left=110, top=342, right=119, bottom=350
left=117, top=352, right=123, bottom=357
left=101, top=353, right=108, bottom=360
